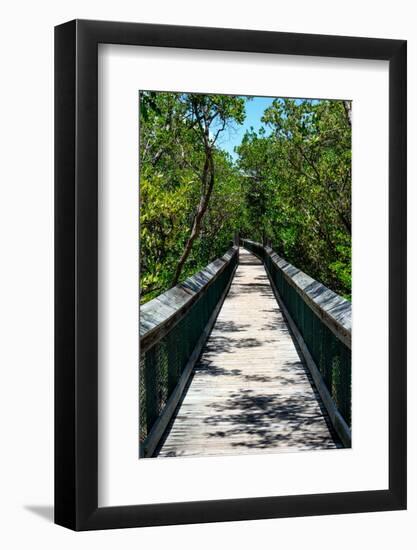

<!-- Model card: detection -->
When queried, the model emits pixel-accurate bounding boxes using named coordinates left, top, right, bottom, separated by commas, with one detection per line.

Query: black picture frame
left=55, top=19, right=407, bottom=531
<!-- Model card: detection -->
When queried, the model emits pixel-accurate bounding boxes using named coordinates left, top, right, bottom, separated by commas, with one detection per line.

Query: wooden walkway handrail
left=241, top=239, right=351, bottom=349
left=140, top=246, right=239, bottom=354
left=140, top=245, right=239, bottom=456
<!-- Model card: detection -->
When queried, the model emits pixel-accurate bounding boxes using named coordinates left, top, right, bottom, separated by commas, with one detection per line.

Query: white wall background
left=0, top=0, right=414, bottom=547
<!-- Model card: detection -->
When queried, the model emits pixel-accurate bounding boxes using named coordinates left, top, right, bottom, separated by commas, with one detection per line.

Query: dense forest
left=140, top=92, right=351, bottom=304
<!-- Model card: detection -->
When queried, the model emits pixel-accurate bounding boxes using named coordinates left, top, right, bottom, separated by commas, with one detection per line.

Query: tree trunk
left=343, top=100, right=352, bottom=127
left=170, top=150, right=215, bottom=287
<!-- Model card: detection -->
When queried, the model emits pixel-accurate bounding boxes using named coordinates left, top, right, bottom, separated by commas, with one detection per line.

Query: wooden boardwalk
left=155, top=248, right=340, bottom=458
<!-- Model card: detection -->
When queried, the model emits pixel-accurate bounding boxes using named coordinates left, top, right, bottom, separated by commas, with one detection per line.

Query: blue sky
left=215, top=96, right=314, bottom=161
left=215, top=96, right=275, bottom=161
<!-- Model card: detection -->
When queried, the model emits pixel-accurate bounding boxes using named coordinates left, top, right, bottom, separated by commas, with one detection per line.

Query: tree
left=139, top=92, right=245, bottom=301
left=236, top=129, right=272, bottom=244
left=170, top=94, right=245, bottom=286
left=236, top=99, right=352, bottom=297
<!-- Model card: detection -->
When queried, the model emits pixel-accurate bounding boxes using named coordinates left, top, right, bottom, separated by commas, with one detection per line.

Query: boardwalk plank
left=155, top=248, right=340, bottom=458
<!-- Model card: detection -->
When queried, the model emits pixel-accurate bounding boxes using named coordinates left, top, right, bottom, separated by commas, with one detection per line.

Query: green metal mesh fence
left=243, top=240, right=351, bottom=427
left=139, top=252, right=238, bottom=445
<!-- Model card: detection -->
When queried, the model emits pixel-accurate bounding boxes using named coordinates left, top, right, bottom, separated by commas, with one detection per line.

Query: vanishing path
left=156, top=248, right=339, bottom=457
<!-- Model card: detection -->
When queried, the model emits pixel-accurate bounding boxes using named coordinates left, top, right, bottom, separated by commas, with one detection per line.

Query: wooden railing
left=139, top=246, right=239, bottom=457
left=241, top=239, right=352, bottom=447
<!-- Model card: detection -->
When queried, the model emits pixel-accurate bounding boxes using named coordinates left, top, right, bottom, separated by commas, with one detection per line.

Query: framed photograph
left=55, top=19, right=406, bottom=530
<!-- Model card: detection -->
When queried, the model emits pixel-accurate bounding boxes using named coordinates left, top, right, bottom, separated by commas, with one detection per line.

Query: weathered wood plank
left=155, top=248, right=340, bottom=458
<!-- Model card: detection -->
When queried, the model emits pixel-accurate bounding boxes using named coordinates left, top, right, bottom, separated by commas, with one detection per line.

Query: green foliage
left=236, top=98, right=352, bottom=298
left=140, top=93, right=352, bottom=303
left=140, top=92, right=245, bottom=303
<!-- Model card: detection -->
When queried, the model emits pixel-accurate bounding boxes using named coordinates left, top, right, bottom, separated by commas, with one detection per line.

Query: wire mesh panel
left=139, top=250, right=238, bottom=445
left=242, top=239, right=351, bottom=428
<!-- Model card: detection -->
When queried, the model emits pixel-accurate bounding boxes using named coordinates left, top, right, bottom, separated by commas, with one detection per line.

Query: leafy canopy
left=140, top=93, right=351, bottom=302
